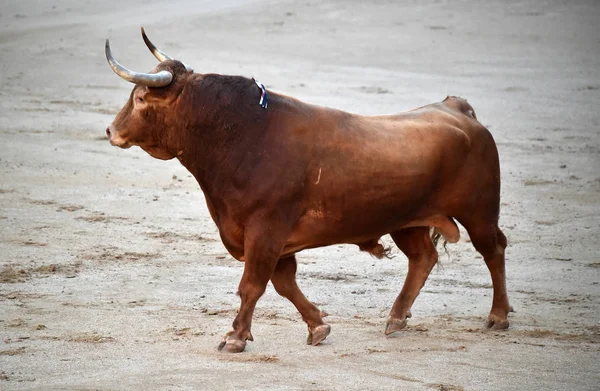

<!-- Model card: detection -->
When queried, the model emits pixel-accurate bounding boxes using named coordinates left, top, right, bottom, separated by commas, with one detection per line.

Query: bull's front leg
left=218, top=220, right=289, bottom=353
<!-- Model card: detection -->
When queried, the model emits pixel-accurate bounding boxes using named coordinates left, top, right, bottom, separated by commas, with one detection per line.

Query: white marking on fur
left=315, top=167, right=322, bottom=185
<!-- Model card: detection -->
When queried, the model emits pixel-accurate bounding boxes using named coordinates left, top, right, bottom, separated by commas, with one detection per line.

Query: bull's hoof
left=218, top=338, right=247, bottom=353
left=306, top=324, right=331, bottom=346
left=486, top=314, right=510, bottom=330
left=385, top=317, right=407, bottom=335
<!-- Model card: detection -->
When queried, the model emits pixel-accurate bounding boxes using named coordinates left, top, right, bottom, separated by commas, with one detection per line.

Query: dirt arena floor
left=1, top=1, right=599, bottom=390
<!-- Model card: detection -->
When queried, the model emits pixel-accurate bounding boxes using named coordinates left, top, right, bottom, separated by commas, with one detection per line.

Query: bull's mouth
left=109, top=138, right=132, bottom=149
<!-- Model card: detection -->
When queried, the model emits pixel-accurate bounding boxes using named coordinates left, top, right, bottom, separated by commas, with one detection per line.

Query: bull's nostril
left=106, top=127, right=111, bottom=139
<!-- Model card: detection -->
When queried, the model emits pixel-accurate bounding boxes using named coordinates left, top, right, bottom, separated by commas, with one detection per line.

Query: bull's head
left=105, top=28, right=193, bottom=160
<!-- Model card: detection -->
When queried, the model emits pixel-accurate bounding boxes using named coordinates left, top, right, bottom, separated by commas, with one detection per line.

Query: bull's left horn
left=141, top=26, right=173, bottom=62
left=141, top=27, right=193, bottom=72
left=105, top=38, right=173, bottom=87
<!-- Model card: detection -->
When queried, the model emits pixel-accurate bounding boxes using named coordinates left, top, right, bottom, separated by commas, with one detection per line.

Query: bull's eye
left=137, top=97, right=144, bottom=103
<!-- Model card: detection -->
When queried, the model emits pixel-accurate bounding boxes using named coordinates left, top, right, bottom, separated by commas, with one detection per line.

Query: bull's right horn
left=105, top=38, right=173, bottom=87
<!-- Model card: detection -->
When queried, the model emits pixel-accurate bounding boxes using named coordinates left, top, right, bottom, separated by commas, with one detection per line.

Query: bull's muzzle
left=106, top=125, right=131, bottom=148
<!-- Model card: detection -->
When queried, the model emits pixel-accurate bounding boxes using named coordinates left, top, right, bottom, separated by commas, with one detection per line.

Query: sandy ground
left=1, top=0, right=599, bottom=389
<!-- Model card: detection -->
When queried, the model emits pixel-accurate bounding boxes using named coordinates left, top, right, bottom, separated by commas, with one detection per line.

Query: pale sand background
left=1, top=1, right=599, bottom=390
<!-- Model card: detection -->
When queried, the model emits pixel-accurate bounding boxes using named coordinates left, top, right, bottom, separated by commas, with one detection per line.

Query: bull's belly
left=282, top=211, right=459, bottom=257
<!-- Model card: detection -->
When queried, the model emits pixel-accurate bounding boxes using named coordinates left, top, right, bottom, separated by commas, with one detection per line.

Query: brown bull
left=105, top=28, right=511, bottom=353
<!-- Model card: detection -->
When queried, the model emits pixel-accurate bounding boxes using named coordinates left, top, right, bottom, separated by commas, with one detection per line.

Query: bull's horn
left=141, top=26, right=173, bottom=62
left=141, top=27, right=193, bottom=72
left=105, top=38, right=173, bottom=87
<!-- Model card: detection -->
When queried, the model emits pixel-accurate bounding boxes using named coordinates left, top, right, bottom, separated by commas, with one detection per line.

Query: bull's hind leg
left=271, top=256, right=330, bottom=345
left=460, top=219, right=511, bottom=329
left=386, top=227, right=438, bottom=335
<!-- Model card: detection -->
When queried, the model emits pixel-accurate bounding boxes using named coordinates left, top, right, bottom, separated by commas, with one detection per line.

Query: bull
left=104, top=28, right=512, bottom=353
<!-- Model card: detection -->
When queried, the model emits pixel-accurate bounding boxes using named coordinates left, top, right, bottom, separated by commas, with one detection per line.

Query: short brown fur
left=106, top=58, right=511, bottom=353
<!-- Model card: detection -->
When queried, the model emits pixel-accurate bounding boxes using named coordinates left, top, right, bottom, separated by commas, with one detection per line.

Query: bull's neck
left=176, top=128, right=261, bottom=193
left=174, top=115, right=270, bottom=212
left=171, top=74, right=273, bottom=210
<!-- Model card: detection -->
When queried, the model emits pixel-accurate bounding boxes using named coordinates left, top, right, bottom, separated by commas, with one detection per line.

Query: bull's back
left=303, top=97, right=478, bottom=196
